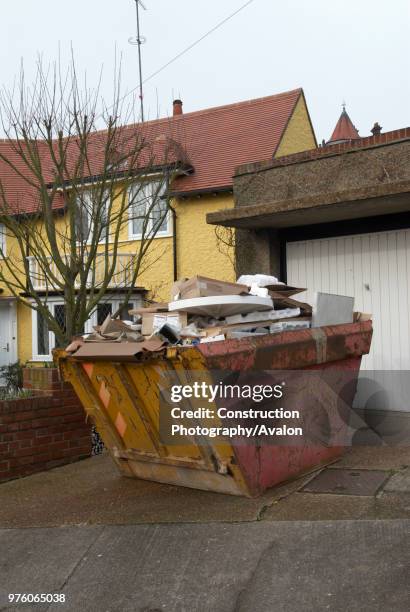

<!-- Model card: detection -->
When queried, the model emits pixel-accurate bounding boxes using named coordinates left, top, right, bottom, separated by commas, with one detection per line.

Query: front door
left=0, top=302, right=16, bottom=371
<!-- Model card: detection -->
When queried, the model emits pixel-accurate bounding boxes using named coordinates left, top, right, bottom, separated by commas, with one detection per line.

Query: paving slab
left=302, top=468, right=389, bottom=496
left=0, top=521, right=408, bottom=612
left=384, top=466, right=410, bottom=493
left=0, top=527, right=103, bottom=612
left=236, top=520, right=410, bottom=612
left=263, top=490, right=410, bottom=521
left=334, top=446, right=410, bottom=470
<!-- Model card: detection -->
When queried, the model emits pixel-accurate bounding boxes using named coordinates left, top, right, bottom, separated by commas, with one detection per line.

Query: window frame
left=0, top=223, right=6, bottom=257
left=32, top=301, right=65, bottom=362
left=128, top=180, right=171, bottom=241
left=75, top=188, right=111, bottom=245
left=31, top=295, right=143, bottom=361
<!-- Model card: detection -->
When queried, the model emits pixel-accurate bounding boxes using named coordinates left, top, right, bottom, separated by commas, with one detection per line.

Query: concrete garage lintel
left=207, top=187, right=410, bottom=229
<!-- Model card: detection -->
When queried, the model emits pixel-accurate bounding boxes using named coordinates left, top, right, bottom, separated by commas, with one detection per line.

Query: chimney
left=173, top=99, right=183, bottom=116
left=371, top=122, right=382, bottom=136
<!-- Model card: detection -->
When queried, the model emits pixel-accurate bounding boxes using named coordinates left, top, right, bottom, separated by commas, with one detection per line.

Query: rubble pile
left=64, top=274, right=371, bottom=360
left=131, top=274, right=312, bottom=346
left=65, top=274, right=314, bottom=355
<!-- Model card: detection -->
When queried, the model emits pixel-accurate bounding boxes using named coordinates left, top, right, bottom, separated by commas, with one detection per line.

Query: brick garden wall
left=0, top=368, right=91, bottom=483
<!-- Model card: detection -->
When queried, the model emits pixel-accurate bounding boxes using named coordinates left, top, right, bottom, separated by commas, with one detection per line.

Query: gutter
left=168, top=185, right=233, bottom=199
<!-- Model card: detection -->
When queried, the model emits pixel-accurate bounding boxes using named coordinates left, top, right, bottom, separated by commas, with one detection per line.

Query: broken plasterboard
left=312, top=292, right=354, bottom=327
left=270, top=320, right=311, bottom=333
left=225, top=307, right=301, bottom=326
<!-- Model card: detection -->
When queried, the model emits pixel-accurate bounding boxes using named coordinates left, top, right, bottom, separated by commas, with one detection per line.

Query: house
left=0, top=88, right=316, bottom=365
left=208, top=108, right=410, bottom=413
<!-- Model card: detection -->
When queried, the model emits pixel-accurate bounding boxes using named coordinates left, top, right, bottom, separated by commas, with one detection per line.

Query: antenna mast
left=129, top=0, right=146, bottom=122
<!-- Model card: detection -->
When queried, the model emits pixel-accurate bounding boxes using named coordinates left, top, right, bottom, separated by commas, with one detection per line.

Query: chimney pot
left=371, top=122, right=382, bottom=136
left=173, top=99, right=183, bottom=116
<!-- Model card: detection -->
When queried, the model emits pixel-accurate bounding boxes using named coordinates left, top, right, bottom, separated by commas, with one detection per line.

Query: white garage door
left=286, top=228, right=410, bottom=373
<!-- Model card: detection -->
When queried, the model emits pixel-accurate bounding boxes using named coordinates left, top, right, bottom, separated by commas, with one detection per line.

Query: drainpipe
left=25, top=227, right=30, bottom=292
left=172, top=205, right=178, bottom=281
left=165, top=170, right=178, bottom=281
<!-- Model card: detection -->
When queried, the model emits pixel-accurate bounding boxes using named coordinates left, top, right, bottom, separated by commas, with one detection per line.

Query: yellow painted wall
left=175, top=193, right=235, bottom=282
left=275, top=94, right=316, bottom=157
left=0, top=93, right=317, bottom=362
left=17, top=302, right=32, bottom=364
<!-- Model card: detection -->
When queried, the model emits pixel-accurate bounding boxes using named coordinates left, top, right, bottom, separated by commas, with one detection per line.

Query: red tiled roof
left=167, top=88, right=302, bottom=194
left=328, top=108, right=359, bottom=144
left=0, top=88, right=302, bottom=213
left=0, top=140, right=55, bottom=214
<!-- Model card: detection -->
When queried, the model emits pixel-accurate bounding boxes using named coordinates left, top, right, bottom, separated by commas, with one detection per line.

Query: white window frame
left=128, top=180, right=171, bottom=240
left=32, top=300, right=65, bottom=362
left=0, top=223, right=6, bottom=257
left=76, top=189, right=111, bottom=245
left=86, top=297, right=141, bottom=331
left=31, top=294, right=143, bottom=361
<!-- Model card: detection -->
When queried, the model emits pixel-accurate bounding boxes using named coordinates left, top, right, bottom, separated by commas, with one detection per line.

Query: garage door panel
left=286, top=228, right=410, bottom=375
left=397, top=232, right=410, bottom=368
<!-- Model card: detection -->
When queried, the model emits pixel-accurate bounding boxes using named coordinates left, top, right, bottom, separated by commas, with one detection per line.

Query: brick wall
left=0, top=368, right=91, bottom=483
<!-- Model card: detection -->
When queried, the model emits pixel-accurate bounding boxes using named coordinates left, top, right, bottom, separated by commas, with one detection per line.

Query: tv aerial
left=128, top=0, right=147, bottom=122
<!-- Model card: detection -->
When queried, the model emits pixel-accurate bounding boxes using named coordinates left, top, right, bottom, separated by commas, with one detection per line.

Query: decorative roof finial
left=342, top=99, right=346, bottom=112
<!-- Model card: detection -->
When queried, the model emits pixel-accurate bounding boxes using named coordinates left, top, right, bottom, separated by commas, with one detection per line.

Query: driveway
left=0, top=447, right=409, bottom=611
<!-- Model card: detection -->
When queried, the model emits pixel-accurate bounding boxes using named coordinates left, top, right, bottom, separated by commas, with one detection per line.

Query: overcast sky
left=1, top=0, right=409, bottom=142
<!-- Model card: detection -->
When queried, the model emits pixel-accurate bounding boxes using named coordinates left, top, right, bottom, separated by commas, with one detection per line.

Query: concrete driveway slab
left=0, top=454, right=312, bottom=528
left=1, top=521, right=408, bottom=612
left=333, top=446, right=410, bottom=470
left=236, top=520, right=410, bottom=612
left=0, top=527, right=103, bottom=612
left=384, top=467, right=410, bottom=493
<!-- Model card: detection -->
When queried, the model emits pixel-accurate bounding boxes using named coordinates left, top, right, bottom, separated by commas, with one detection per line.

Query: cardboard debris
left=129, top=303, right=168, bottom=315
left=267, top=285, right=306, bottom=298
left=99, top=315, right=132, bottom=335
left=172, top=276, right=248, bottom=301
left=71, top=338, right=167, bottom=361
left=268, top=291, right=312, bottom=315
left=64, top=274, right=367, bottom=356
left=202, top=317, right=311, bottom=338
left=354, top=312, right=372, bottom=322
left=142, top=311, right=187, bottom=336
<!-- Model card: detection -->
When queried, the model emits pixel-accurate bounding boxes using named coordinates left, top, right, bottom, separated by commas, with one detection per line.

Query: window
left=97, top=303, right=112, bottom=326
left=75, top=189, right=110, bottom=244
left=119, top=302, right=135, bottom=321
left=0, top=223, right=6, bottom=256
left=36, top=310, right=49, bottom=356
left=96, top=302, right=135, bottom=324
left=33, top=302, right=65, bottom=359
left=129, top=180, right=169, bottom=238
left=32, top=295, right=142, bottom=360
left=53, top=304, right=66, bottom=348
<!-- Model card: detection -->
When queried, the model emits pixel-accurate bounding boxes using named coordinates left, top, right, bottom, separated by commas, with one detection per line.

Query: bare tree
left=0, top=58, right=186, bottom=346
